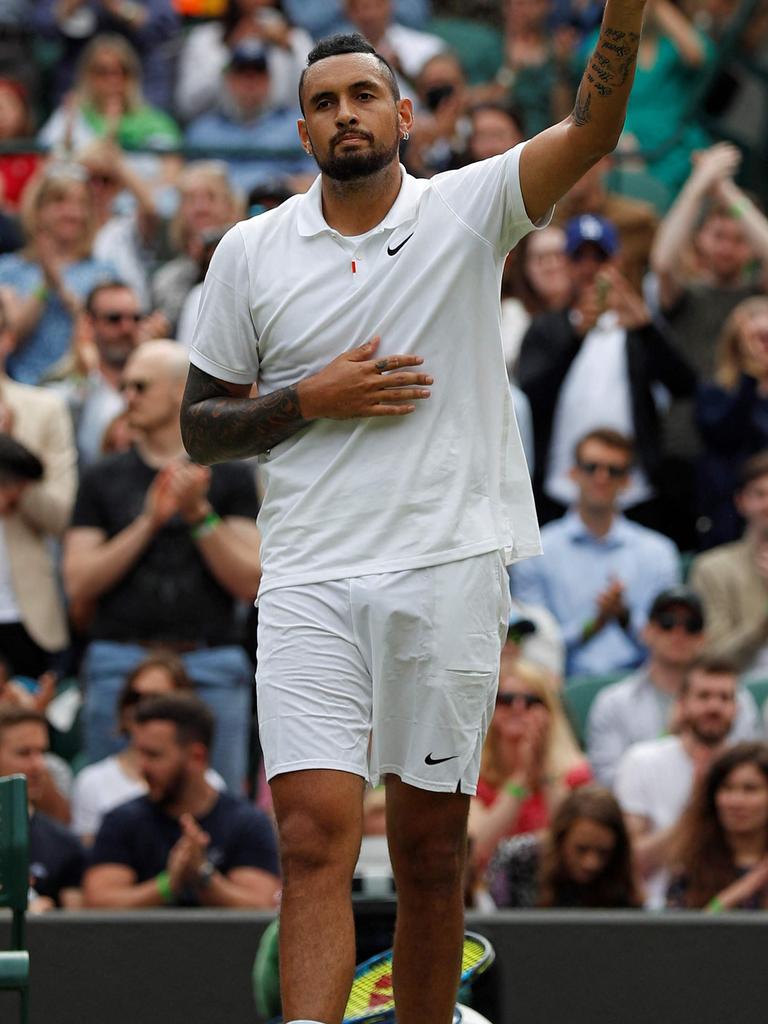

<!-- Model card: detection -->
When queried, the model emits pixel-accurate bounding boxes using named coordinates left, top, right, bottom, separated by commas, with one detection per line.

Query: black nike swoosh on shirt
left=387, top=233, right=414, bottom=256
left=424, top=753, right=459, bottom=766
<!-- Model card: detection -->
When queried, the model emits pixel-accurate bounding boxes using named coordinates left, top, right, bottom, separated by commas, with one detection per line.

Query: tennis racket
left=342, top=930, right=495, bottom=1024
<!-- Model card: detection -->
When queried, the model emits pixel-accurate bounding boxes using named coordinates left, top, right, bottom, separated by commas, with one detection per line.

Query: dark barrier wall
left=1, top=909, right=766, bottom=1024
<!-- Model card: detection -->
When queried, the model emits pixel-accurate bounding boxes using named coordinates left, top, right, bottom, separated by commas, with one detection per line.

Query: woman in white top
left=71, top=650, right=225, bottom=844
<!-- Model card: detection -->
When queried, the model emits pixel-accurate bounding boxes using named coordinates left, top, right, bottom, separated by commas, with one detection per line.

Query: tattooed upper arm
left=182, top=363, right=252, bottom=407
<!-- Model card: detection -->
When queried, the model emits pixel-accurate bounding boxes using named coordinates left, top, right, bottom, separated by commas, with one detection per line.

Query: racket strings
left=343, top=934, right=492, bottom=1023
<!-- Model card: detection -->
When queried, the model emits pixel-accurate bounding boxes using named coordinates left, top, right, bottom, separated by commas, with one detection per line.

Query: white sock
left=285, top=1020, right=327, bottom=1023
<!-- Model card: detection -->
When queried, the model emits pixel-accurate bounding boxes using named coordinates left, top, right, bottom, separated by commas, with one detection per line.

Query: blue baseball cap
left=564, top=214, right=619, bottom=257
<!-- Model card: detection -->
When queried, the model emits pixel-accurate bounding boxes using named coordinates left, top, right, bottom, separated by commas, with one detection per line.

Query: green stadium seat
left=603, top=167, right=672, bottom=215
left=563, top=672, right=626, bottom=748
left=0, top=774, right=30, bottom=1024
left=252, top=916, right=281, bottom=1020
left=745, top=677, right=768, bottom=712
left=426, top=17, right=504, bottom=85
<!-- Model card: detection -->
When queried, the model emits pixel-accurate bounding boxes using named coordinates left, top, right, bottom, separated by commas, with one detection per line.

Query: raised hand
left=143, top=466, right=181, bottom=529
left=599, top=266, right=652, bottom=329
left=596, top=577, right=628, bottom=623
left=690, top=142, right=742, bottom=194
left=165, top=460, right=212, bottom=524
left=296, top=336, right=433, bottom=420
left=178, top=813, right=211, bottom=876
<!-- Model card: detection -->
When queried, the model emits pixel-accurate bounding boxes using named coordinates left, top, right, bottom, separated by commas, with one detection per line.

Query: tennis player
left=181, top=5, right=648, bottom=1021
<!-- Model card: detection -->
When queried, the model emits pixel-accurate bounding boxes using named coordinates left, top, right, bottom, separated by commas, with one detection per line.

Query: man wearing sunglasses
left=60, top=280, right=167, bottom=467
left=513, top=428, right=680, bottom=680
left=587, top=586, right=759, bottom=788
left=63, top=340, right=262, bottom=794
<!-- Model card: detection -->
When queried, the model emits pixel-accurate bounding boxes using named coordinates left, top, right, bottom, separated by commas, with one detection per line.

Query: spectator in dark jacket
left=696, top=296, right=768, bottom=548
left=517, top=213, right=696, bottom=540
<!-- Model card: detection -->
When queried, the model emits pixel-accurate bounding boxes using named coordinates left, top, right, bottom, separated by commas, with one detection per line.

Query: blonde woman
left=696, top=295, right=768, bottom=547
left=152, top=161, right=243, bottom=330
left=0, top=165, right=115, bottom=384
left=469, top=656, right=591, bottom=868
left=38, top=34, right=180, bottom=157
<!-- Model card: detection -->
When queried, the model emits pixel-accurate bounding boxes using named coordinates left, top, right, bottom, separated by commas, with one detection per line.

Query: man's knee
left=274, top=772, right=364, bottom=883
left=390, top=831, right=467, bottom=893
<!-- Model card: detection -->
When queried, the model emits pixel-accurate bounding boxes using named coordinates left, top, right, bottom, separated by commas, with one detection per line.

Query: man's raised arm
left=520, top=0, right=647, bottom=224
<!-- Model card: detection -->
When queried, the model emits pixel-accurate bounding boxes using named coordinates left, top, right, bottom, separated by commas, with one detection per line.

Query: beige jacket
left=689, top=537, right=768, bottom=672
left=0, top=375, right=77, bottom=651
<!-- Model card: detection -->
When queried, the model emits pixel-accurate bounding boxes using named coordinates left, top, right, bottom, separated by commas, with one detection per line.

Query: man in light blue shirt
left=512, top=427, right=680, bottom=678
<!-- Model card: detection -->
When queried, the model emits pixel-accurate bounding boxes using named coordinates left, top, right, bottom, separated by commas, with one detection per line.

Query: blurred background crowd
left=1, top=0, right=768, bottom=918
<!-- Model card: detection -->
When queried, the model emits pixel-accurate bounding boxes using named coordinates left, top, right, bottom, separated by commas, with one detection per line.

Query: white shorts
left=256, top=550, right=511, bottom=794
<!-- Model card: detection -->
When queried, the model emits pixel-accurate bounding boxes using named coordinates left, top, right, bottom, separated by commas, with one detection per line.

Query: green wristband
left=155, top=870, right=174, bottom=905
left=582, top=617, right=597, bottom=641
left=706, top=896, right=724, bottom=914
left=504, top=780, right=529, bottom=801
left=190, top=511, right=222, bottom=539
left=33, top=283, right=49, bottom=303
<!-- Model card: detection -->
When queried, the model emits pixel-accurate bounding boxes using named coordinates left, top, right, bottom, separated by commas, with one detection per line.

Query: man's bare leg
left=385, top=775, right=469, bottom=1024
left=272, top=769, right=366, bottom=1024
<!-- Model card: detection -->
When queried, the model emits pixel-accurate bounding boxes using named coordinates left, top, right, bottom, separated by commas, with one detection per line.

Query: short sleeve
left=614, top=747, right=650, bottom=818
left=211, top=462, right=259, bottom=521
left=429, top=142, right=552, bottom=256
left=71, top=464, right=109, bottom=530
left=58, top=837, right=86, bottom=892
left=227, top=807, right=280, bottom=876
left=90, top=809, right=136, bottom=870
left=189, top=224, right=260, bottom=385
left=71, top=770, right=101, bottom=839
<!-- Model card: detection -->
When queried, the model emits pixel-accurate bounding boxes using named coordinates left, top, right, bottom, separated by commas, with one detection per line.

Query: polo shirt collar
left=296, top=164, right=422, bottom=238
left=563, top=508, right=631, bottom=548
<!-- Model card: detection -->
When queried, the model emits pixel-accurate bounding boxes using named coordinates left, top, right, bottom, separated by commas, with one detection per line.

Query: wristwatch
left=196, top=860, right=216, bottom=889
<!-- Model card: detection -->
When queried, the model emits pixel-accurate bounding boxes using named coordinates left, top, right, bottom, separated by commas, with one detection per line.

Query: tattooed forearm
left=570, top=11, right=642, bottom=128
left=180, top=364, right=309, bottom=465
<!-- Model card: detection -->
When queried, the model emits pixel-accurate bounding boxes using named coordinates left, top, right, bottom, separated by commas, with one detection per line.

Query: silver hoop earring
left=401, top=131, right=410, bottom=142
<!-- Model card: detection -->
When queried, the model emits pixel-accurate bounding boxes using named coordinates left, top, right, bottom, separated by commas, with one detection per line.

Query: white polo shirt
left=190, top=143, right=543, bottom=593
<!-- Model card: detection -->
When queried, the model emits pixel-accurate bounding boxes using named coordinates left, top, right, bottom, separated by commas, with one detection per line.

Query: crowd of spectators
left=0, top=0, right=767, bottom=918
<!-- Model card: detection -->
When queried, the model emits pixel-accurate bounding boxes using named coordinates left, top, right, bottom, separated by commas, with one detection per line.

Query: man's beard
left=151, top=767, right=187, bottom=810
left=690, top=718, right=730, bottom=748
left=315, top=132, right=400, bottom=183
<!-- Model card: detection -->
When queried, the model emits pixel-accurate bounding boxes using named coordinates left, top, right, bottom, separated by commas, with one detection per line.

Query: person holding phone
left=517, top=213, right=697, bottom=534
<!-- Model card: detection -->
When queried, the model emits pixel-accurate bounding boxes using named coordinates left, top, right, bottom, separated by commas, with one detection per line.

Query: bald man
left=63, top=341, right=262, bottom=791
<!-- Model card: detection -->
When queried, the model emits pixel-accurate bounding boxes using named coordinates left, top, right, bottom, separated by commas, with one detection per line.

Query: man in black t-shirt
left=83, top=694, right=280, bottom=908
left=0, top=706, right=85, bottom=910
left=63, top=341, right=262, bottom=791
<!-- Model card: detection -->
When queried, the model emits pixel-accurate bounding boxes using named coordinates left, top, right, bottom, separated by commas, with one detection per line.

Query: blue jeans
left=81, top=641, right=254, bottom=793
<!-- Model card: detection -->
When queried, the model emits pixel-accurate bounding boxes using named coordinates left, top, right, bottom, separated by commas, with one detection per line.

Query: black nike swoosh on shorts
left=387, top=233, right=414, bottom=256
left=424, top=753, right=459, bottom=766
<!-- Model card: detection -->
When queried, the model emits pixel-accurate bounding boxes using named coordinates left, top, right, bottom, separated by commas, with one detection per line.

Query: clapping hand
left=166, top=460, right=212, bottom=525
left=690, top=142, right=742, bottom=195
left=166, top=814, right=211, bottom=895
left=596, top=577, right=629, bottom=624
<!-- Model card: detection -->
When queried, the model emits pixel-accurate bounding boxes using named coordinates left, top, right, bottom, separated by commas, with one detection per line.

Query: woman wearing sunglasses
left=468, top=655, right=591, bottom=870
